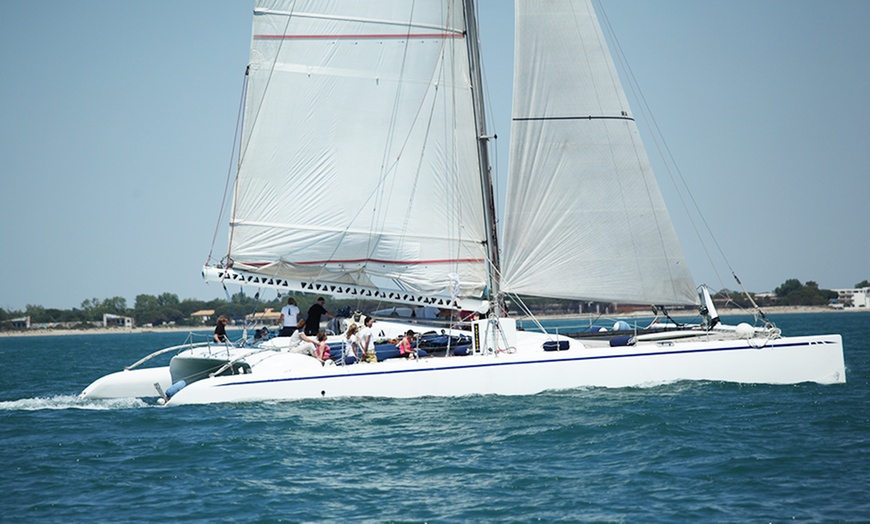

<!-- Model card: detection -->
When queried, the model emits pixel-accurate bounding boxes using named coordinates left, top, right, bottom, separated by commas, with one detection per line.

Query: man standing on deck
left=305, top=297, right=336, bottom=336
left=278, top=297, right=300, bottom=337
left=359, top=316, right=377, bottom=363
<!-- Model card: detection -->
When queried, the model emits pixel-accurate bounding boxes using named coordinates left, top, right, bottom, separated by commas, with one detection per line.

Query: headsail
left=500, top=0, right=697, bottom=306
left=223, top=1, right=488, bottom=306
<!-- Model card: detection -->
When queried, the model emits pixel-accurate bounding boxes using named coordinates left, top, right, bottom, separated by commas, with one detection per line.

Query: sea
left=1, top=312, right=868, bottom=523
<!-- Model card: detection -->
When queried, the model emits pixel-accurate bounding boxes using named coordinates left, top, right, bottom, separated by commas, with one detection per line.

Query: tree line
left=0, top=292, right=385, bottom=330
left=2, top=293, right=291, bottom=329
left=713, top=279, right=867, bottom=308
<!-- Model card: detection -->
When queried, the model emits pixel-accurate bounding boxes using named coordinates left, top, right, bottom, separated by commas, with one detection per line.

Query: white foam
left=0, top=395, right=149, bottom=411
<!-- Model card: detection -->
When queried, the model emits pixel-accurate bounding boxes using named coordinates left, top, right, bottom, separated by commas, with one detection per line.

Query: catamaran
left=81, top=0, right=845, bottom=406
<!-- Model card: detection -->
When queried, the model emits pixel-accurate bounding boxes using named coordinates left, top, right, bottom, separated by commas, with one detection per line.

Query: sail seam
left=254, top=33, right=463, bottom=40
left=512, top=115, right=634, bottom=122
left=241, top=258, right=484, bottom=267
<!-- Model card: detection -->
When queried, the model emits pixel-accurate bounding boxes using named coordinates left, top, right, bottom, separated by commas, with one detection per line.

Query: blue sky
left=1, top=1, right=868, bottom=311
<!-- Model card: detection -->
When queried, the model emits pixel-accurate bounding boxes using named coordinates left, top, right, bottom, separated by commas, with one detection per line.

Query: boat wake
left=0, top=395, right=150, bottom=411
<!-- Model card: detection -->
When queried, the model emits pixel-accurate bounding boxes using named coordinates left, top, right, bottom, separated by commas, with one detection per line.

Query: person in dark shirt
left=213, top=315, right=229, bottom=343
left=305, top=297, right=336, bottom=335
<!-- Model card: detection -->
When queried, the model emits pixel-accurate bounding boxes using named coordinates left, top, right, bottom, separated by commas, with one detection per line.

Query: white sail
left=500, top=0, right=698, bottom=306
left=228, top=0, right=488, bottom=301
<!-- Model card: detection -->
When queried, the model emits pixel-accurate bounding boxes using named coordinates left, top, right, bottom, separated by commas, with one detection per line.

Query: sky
left=1, top=1, right=868, bottom=311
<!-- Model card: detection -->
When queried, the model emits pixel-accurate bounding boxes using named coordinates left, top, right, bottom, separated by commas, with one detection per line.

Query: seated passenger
left=254, top=327, right=270, bottom=341
left=314, top=331, right=332, bottom=364
left=286, top=319, right=316, bottom=355
left=398, top=330, right=416, bottom=358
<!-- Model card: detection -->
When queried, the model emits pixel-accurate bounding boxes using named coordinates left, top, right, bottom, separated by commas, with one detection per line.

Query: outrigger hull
left=80, top=366, right=172, bottom=400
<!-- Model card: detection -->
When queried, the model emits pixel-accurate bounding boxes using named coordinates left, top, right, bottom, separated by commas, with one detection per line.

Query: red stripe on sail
left=298, top=257, right=483, bottom=265
left=254, top=32, right=463, bottom=40
left=243, top=258, right=483, bottom=267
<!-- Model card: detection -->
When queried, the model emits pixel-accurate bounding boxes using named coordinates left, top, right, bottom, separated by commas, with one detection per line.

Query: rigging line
left=475, top=0, right=501, bottom=259
left=375, top=0, right=453, bottom=265
left=220, top=7, right=296, bottom=284
left=479, top=41, right=504, bottom=294
left=304, top=2, right=427, bottom=284
left=253, top=8, right=465, bottom=35
left=209, top=69, right=248, bottom=265
left=298, top=2, right=427, bottom=286
left=583, top=0, right=679, bottom=296
left=446, top=0, right=497, bottom=293
left=373, top=0, right=419, bottom=244
left=576, top=1, right=651, bottom=298
left=238, top=7, right=295, bottom=170
left=426, top=9, right=470, bottom=275
left=594, top=0, right=730, bottom=292
left=504, top=293, right=542, bottom=329
left=464, top=0, right=500, bottom=308
left=282, top=4, right=420, bottom=286
left=332, top=2, right=464, bottom=285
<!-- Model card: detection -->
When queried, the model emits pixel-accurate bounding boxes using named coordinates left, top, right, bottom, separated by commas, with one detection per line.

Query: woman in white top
left=344, top=324, right=361, bottom=362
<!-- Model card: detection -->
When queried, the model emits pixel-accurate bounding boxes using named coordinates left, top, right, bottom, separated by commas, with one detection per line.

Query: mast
left=463, top=0, right=502, bottom=315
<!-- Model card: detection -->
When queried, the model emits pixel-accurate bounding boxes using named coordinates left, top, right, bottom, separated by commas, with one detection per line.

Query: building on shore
left=103, top=314, right=134, bottom=328
left=190, top=309, right=216, bottom=325
left=246, top=308, right=282, bottom=326
left=9, top=316, right=31, bottom=330
left=831, top=287, right=870, bottom=309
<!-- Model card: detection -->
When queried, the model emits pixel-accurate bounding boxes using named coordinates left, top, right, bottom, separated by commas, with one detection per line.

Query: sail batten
left=501, top=0, right=698, bottom=306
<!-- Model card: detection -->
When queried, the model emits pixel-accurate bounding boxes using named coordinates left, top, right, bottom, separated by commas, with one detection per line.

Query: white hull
left=80, top=321, right=845, bottom=406
left=80, top=366, right=173, bottom=400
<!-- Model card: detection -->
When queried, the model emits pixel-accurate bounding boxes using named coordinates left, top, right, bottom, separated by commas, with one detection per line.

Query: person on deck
left=359, top=317, right=377, bottom=363
left=344, top=323, right=362, bottom=362
left=398, top=330, right=416, bottom=359
left=213, top=315, right=229, bottom=343
left=314, top=331, right=332, bottom=364
left=305, top=297, right=336, bottom=336
left=285, top=319, right=317, bottom=355
left=278, top=297, right=301, bottom=337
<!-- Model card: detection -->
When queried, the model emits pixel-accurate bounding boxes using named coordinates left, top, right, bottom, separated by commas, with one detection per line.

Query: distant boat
left=82, top=0, right=844, bottom=406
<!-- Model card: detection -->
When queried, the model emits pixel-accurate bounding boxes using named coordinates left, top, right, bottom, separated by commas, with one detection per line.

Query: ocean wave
left=0, top=395, right=149, bottom=411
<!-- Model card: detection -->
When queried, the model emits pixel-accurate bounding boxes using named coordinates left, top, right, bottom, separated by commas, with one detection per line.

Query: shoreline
left=0, top=325, right=212, bottom=338
left=1, top=305, right=865, bottom=338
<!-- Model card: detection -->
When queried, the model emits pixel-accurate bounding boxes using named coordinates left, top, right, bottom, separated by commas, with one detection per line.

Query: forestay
left=501, top=0, right=697, bottom=306
left=228, top=0, right=489, bottom=302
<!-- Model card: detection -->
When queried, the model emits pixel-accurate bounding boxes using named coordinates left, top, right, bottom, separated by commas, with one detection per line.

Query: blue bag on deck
left=543, top=340, right=570, bottom=351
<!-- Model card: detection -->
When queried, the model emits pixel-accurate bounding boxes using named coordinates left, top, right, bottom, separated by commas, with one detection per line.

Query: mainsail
left=226, top=1, right=488, bottom=303
left=500, top=0, right=697, bottom=306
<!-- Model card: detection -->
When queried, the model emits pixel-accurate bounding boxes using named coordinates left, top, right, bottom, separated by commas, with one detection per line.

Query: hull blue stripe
left=214, top=340, right=832, bottom=388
